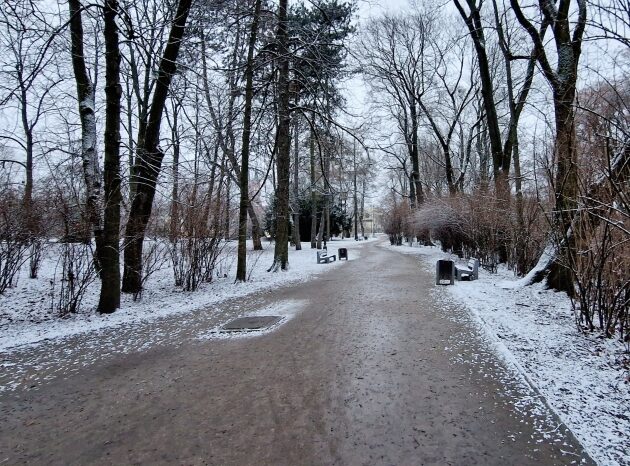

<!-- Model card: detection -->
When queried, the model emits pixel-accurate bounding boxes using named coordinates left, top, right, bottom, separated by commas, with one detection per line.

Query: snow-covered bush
left=563, top=87, right=630, bottom=341
left=51, top=243, right=97, bottom=316
left=381, top=194, right=410, bottom=246
left=168, top=188, right=226, bottom=292
left=410, top=192, right=546, bottom=272
left=170, top=235, right=224, bottom=291
left=0, top=191, right=29, bottom=293
left=0, top=236, right=28, bottom=294
left=132, top=238, right=170, bottom=301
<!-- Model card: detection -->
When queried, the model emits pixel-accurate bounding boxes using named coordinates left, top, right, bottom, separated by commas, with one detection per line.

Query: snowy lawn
left=0, top=237, right=374, bottom=352
left=383, top=242, right=630, bottom=466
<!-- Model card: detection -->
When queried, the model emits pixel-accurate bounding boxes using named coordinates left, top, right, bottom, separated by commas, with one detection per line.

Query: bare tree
left=67, top=0, right=105, bottom=269
left=122, top=0, right=193, bottom=293
left=97, top=0, right=123, bottom=313
left=509, top=0, right=587, bottom=293
left=359, top=13, right=428, bottom=206
left=0, top=1, right=60, bottom=233
left=269, top=0, right=291, bottom=271
left=236, top=0, right=263, bottom=282
left=453, top=0, right=511, bottom=196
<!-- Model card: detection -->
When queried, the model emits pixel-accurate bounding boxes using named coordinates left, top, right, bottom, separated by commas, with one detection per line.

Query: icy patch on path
left=382, top=242, right=630, bottom=466
left=199, top=299, right=308, bottom=340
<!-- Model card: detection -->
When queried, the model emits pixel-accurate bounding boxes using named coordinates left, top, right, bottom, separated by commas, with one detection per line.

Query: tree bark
left=168, top=101, right=180, bottom=242
left=122, top=0, right=193, bottom=293
left=236, top=0, right=262, bottom=282
left=269, top=0, right=291, bottom=271
left=98, top=0, right=122, bottom=313
left=510, top=0, right=587, bottom=293
left=409, top=102, right=424, bottom=205
left=491, top=0, right=539, bottom=273
left=18, top=80, right=34, bottom=235
left=309, top=123, right=318, bottom=248
left=68, top=0, right=104, bottom=268
left=291, top=94, right=302, bottom=250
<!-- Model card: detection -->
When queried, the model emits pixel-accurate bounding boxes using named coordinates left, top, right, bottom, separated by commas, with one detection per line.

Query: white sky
left=342, top=0, right=411, bottom=120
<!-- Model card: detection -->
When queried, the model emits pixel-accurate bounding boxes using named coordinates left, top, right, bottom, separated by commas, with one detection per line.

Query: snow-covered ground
left=0, top=237, right=375, bottom=352
left=383, top=242, right=630, bottom=466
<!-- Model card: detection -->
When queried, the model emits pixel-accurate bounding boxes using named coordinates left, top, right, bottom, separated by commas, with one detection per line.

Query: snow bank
left=0, top=238, right=375, bottom=352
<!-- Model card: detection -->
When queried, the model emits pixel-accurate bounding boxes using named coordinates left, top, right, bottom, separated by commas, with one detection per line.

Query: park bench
left=317, top=250, right=336, bottom=264
left=454, top=258, right=479, bottom=281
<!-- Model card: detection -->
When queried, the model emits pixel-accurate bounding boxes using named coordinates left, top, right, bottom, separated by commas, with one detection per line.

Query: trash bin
left=436, top=259, right=455, bottom=285
left=338, top=248, right=348, bottom=260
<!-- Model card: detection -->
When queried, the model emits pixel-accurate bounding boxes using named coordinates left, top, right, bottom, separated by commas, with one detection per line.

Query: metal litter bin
left=338, top=248, right=348, bottom=260
left=436, top=259, right=455, bottom=285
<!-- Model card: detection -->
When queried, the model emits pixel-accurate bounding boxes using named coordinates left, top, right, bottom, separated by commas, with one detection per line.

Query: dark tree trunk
left=545, top=90, right=579, bottom=292
left=236, top=0, right=262, bottom=282
left=353, top=143, right=358, bottom=241
left=269, top=0, right=291, bottom=271
left=122, top=0, right=192, bottom=293
left=169, top=103, right=180, bottom=241
left=510, top=0, right=586, bottom=293
left=491, top=0, right=540, bottom=272
left=250, top=206, right=263, bottom=250
left=291, top=94, right=302, bottom=250
left=200, top=26, right=263, bottom=253
left=309, top=123, right=318, bottom=248
left=409, top=102, right=424, bottom=206
left=98, top=0, right=122, bottom=313
left=18, top=83, right=34, bottom=235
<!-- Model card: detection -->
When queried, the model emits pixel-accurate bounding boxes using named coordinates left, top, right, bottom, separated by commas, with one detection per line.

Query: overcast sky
left=339, top=0, right=413, bottom=128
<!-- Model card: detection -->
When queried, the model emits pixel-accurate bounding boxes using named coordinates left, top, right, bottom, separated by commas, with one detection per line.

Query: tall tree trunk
left=214, top=153, right=228, bottom=234
left=122, top=0, right=192, bottom=293
left=353, top=141, right=358, bottom=240
left=200, top=26, right=263, bottom=253
left=18, top=82, right=34, bottom=235
left=545, top=91, right=579, bottom=292
left=491, top=0, right=540, bottom=272
left=98, top=0, right=122, bottom=313
left=409, top=102, right=424, bottom=206
left=324, top=149, right=330, bottom=243
left=200, top=143, right=219, bottom=227
left=291, top=94, right=302, bottom=250
left=169, top=102, right=180, bottom=241
left=510, top=0, right=586, bottom=293
left=269, top=0, right=291, bottom=271
left=68, top=0, right=104, bottom=267
left=236, top=0, right=262, bottom=282
left=224, top=172, right=232, bottom=237
left=309, top=122, right=318, bottom=248
left=360, top=179, right=366, bottom=239
left=478, top=120, right=489, bottom=192
left=249, top=206, right=263, bottom=250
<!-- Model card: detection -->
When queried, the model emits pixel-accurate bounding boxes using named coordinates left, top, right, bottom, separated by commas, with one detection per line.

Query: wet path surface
left=0, top=240, right=593, bottom=465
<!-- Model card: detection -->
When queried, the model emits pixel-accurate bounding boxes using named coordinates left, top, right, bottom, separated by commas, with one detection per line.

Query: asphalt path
left=0, top=240, right=593, bottom=465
